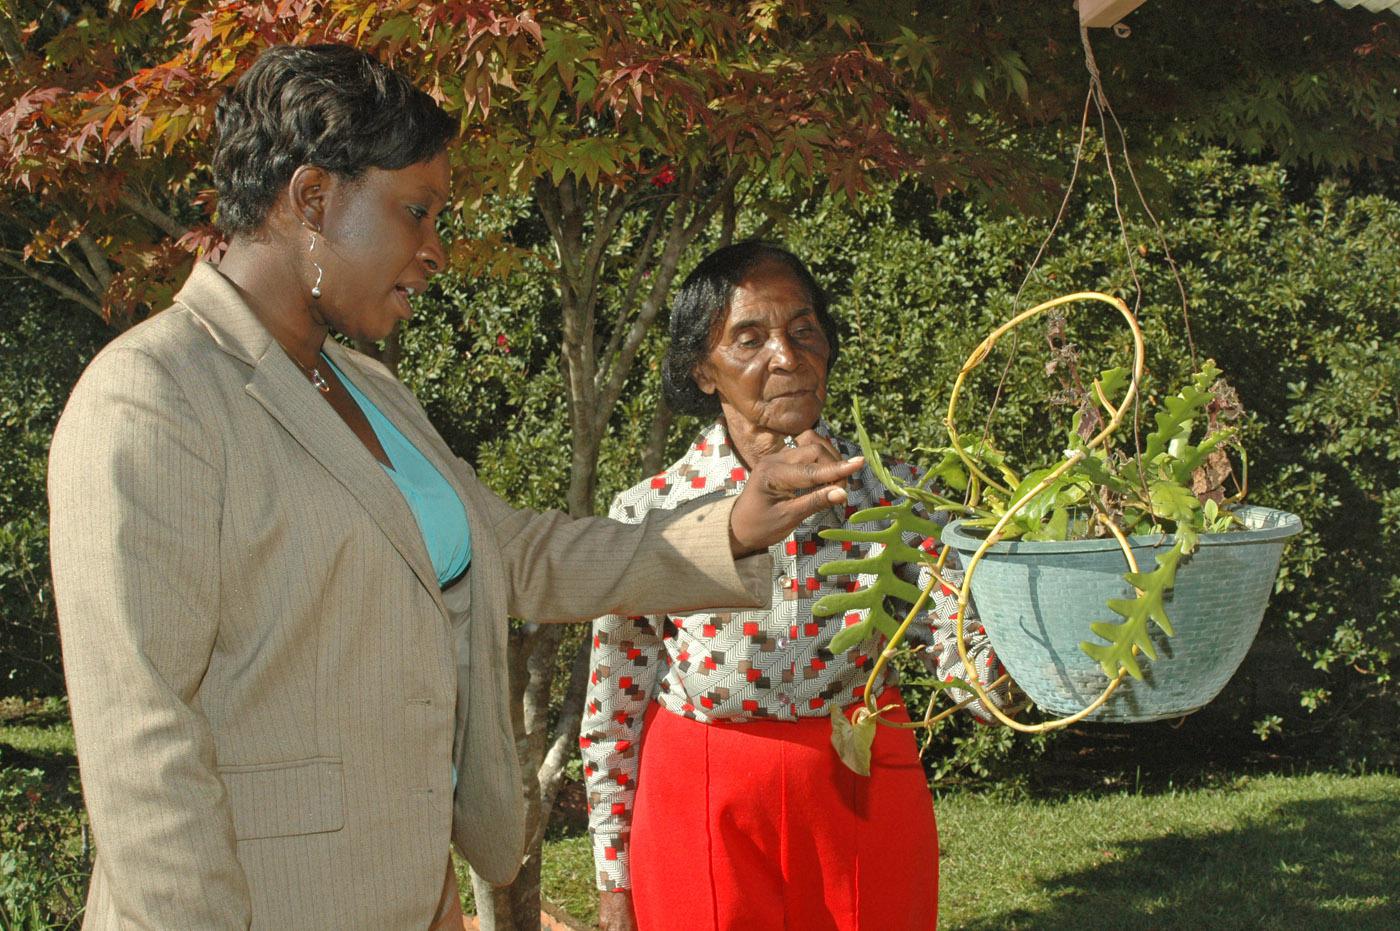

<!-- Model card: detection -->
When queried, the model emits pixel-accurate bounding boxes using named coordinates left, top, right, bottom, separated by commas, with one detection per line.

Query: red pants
left=630, top=689, right=938, bottom=931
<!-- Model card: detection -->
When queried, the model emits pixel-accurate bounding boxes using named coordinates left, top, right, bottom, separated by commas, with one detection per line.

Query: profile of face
left=694, top=260, right=831, bottom=442
left=296, top=150, right=451, bottom=344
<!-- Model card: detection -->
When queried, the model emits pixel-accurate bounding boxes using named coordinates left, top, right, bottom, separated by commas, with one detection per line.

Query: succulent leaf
left=1079, top=541, right=1186, bottom=679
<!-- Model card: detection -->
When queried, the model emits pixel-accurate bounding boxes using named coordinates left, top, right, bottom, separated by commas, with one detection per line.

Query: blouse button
left=775, top=637, right=790, bottom=650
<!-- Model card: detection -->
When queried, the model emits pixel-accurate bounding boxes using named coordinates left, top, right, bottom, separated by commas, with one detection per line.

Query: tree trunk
left=641, top=393, right=673, bottom=478
left=469, top=873, right=517, bottom=931
left=477, top=168, right=745, bottom=930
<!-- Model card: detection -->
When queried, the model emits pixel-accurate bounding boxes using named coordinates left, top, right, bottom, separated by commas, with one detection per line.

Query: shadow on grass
left=0, top=699, right=77, bottom=770
left=950, top=793, right=1400, bottom=931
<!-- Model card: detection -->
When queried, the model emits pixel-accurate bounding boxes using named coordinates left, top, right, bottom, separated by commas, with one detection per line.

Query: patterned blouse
left=579, top=419, right=1004, bottom=892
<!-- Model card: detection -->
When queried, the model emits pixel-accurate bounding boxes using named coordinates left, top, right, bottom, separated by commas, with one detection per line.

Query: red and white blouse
left=579, top=420, right=1003, bottom=891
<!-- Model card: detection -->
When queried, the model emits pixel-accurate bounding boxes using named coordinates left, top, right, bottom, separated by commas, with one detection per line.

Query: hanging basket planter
left=941, top=504, right=1301, bottom=722
left=812, top=25, right=1308, bottom=773
left=816, top=289, right=1307, bottom=759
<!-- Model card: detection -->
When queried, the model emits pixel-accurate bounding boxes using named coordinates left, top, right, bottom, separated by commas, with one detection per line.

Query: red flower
left=651, top=164, right=676, bottom=187
left=496, top=333, right=511, bottom=353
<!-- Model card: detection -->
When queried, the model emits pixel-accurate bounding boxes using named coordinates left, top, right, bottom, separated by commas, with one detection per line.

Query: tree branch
left=720, top=183, right=738, bottom=247
left=55, top=245, right=100, bottom=296
left=0, top=6, right=25, bottom=69
left=0, top=251, right=104, bottom=319
left=681, top=164, right=745, bottom=244
left=598, top=166, right=746, bottom=415
left=641, top=393, right=674, bottom=477
left=74, top=232, right=113, bottom=291
left=531, top=634, right=593, bottom=852
left=593, top=168, right=705, bottom=398
left=119, top=189, right=189, bottom=240
left=596, top=201, right=669, bottom=386
left=580, top=185, right=641, bottom=315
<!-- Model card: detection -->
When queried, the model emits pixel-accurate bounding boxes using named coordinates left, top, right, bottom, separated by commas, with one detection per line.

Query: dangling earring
left=309, top=232, right=324, bottom=300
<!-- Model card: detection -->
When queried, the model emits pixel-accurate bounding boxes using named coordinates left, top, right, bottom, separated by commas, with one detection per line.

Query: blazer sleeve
left=48, top=347, right=250, bottom=928
left=463, top=465, right=771, bottom=623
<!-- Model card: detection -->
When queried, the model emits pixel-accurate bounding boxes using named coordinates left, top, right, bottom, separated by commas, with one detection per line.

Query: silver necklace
left=289, top=351, right=331, bottom=393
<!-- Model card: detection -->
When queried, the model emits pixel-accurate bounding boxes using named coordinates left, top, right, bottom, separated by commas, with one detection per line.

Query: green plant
left=0, top=764, right=88, bottom=930
left=811, top=284, right=1280, bottom=772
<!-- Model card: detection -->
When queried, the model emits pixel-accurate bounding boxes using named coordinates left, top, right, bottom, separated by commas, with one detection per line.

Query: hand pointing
left=728, top=429, right=864, bottom=557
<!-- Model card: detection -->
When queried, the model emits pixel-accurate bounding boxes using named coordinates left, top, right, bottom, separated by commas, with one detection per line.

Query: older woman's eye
left=408, top=205, right=429, bottom=220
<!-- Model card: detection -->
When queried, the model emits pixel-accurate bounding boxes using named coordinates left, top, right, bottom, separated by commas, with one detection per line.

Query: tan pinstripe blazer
left=48, top=262, right=769, bottom=930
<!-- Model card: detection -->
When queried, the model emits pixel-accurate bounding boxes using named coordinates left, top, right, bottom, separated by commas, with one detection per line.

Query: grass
left=0, top=697, right=74, bottom=758
left=936, top=773, right=1400, bottom=929
left=524, top=772, right=1400, bottom=930
left=1, top=697, right=88, bottom=931
left=7, top=700, right=1398, bottom=930
left=451, top=834, right=596, bottom=923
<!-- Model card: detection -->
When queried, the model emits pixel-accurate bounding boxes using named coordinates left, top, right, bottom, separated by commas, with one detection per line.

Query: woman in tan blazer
left=47, top=44, right=862, bottom=930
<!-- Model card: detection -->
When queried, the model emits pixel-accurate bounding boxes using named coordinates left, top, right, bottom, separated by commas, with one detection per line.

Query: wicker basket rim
left=941, top=504, right=1302, bottom=556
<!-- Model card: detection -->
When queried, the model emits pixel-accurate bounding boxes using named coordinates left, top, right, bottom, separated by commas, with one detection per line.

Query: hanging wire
left=981, top=88, right=1097, bottom=450
left=1080, top=23, right=1198, bottom=367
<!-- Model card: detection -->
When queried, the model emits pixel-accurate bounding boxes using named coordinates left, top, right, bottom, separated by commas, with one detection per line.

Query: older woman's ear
left=693, top=361, right=717, bottom=396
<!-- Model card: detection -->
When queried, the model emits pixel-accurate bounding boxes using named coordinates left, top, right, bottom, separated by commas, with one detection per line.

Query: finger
left=774, top=442, right=829, bottom=465
left=785, top=483, right=850, bottom=523
left=776, top=455, right=862, bottom=491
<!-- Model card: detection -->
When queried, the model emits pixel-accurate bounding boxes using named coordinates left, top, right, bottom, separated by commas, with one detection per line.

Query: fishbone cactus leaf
left=1079, top=541, right=1186, bottom=679
left=814, top=500, right=938, bottom=654
left=1167, top=426, right=1235, bottom=486
left=1144, top=361, right=1220, bottom=463
left=1148, top=479, right=1201, bottom=531
left=1093, top=366, right=1131, bottom=412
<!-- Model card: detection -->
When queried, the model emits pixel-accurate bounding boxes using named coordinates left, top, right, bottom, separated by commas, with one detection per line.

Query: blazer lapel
left=175, top=263, right=446, bottom=612
left=245, top=360, right=446, bottom=609
left=320, top=341, right=477, bottom=519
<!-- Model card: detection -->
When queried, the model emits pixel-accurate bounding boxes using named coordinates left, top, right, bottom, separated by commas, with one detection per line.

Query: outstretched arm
left=471, top=431, right=862, bottom=623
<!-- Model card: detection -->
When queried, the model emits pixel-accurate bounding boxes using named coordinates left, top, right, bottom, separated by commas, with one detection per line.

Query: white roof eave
left=1315, top=0, right=1400, bottom=17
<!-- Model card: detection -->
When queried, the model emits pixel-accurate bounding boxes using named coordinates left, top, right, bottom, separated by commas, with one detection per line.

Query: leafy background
left=5, top=142, right=1396, bottom=761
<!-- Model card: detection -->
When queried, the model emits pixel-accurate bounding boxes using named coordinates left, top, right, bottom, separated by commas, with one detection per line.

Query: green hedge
left=0, top=285, right=108, bottom=696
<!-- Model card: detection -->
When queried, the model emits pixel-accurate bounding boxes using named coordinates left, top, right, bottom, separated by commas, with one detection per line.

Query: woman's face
left=312, top=151, right=450, bottom=343
left=695, top=261, right=831, bottom=439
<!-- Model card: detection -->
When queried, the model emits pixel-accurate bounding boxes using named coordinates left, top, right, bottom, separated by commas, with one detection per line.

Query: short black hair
left=662, top=241, right=840, bottom=417
left=213, top=44, right=458, bottom=236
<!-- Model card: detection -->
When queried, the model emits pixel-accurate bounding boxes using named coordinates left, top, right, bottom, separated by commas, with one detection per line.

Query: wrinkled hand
left=598, top=890, right=638, bottom=931
left=729, top=429, right=864, bottom=557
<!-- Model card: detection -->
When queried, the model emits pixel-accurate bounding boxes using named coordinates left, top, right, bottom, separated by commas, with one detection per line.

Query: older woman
left=580, top=242, right=1005, bottom=931
left=46, top=48, right=861, bottom=930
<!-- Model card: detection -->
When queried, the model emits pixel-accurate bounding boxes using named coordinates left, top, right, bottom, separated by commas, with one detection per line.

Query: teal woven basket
left=940, top=505, right=1302, bottom=722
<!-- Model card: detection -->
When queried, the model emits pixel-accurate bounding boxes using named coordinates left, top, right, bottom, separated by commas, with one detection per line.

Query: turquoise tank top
left=324, top=355, right=471, bottom=588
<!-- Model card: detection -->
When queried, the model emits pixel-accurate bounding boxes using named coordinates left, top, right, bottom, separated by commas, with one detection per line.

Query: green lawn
left=935, top=773, right=1400, bottom=929
left=523, top=772, right=1400, bottom=929
left=7, top=701, right=1397, bottom=930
